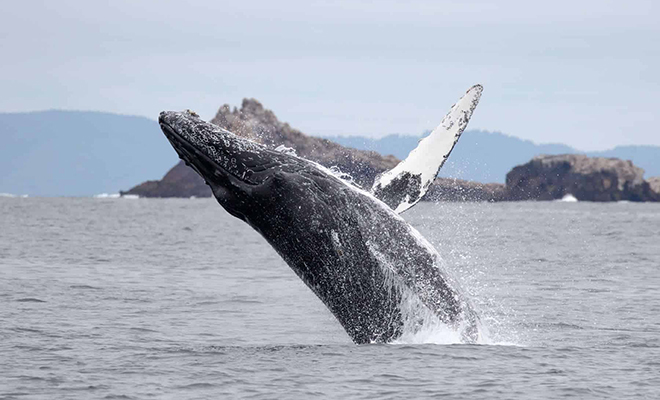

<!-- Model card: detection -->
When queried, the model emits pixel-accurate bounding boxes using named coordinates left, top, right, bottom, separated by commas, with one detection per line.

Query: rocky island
left=123, top=99, right=660, bottom=202
left=506, top=154, right=660, bottom=202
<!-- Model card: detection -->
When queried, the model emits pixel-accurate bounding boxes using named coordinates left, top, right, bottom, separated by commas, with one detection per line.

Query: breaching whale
left=158, top=85, right=483, bottom=344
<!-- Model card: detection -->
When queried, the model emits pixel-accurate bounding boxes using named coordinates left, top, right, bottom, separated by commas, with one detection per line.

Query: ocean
left=1, top=198, right=659, bottom=399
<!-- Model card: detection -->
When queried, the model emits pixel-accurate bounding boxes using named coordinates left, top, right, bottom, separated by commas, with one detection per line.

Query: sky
left=1, top=0, right=658, bottom=151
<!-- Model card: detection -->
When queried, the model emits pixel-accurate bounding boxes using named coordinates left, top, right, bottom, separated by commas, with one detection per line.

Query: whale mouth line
left=160, top=121, right=253, bottom=186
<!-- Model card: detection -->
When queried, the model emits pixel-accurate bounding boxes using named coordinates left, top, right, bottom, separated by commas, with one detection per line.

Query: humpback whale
left=158, top=86, right=483, bottom=344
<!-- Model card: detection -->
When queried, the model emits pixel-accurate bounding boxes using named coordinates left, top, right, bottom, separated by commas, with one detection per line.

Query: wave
left=93, top=193, right=139, bottom=199
left=94, top=193, right=121, bottom=198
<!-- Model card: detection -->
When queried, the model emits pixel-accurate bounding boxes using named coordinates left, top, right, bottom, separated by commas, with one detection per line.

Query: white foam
left=390, top=317, right=526, bottom=346
left=94, top=193, right=121, bottom=198
left=559, top=194, right=578, bottom=202
left=391, top=321, right=464, bottom=345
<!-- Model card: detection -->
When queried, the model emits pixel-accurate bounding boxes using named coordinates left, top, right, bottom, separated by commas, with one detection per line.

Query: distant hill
left=325, top=132, right=660, bottom=183
left=0, top=110, right=176, bottom=196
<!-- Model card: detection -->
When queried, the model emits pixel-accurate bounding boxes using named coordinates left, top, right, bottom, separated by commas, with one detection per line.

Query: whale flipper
left=371, top=85, right=483, bottom=213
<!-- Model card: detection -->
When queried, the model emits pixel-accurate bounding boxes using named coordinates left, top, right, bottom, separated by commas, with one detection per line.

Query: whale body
left=158, top=88, right=482, bottom=343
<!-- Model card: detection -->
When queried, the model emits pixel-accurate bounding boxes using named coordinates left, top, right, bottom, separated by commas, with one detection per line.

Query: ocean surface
left=1, top=198, right=659, bottom=399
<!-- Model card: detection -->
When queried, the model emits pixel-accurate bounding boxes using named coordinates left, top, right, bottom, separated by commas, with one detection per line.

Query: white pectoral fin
left=371, top=84, right=483, bottom=213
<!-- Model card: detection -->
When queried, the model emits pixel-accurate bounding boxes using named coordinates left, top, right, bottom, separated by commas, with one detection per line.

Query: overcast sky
left=1, top=0, right=658, bottom=150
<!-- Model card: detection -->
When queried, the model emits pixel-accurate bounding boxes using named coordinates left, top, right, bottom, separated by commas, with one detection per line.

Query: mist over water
left=1, top=198, right=659, bottom=398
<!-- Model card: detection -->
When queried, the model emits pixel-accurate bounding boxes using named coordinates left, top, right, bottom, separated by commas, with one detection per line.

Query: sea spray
left=407, top=201, right=525, bottom=346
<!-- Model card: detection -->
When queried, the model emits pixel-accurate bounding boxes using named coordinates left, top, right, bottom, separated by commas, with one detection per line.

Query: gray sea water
left=1, top=198, right=659, bottom=399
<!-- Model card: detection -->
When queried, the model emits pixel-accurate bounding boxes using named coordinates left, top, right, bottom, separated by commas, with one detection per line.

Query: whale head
left=158, top=110, right=302, bottom=221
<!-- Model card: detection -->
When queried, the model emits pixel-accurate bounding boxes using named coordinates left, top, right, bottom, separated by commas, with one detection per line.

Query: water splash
left=404, top=201, right=526, bottom=347
left=391, top=316, right=522, bottom=346
left=274, top=145, right=297, bottom=156
left=328, top=166, right=360, bottom=188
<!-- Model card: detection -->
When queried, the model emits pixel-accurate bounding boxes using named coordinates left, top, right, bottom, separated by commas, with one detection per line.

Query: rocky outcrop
left=648, top=177, right=660, bottom=196
left=505, top=154, right=659, bottom=202
left=124, top=99, right=399, bottom=197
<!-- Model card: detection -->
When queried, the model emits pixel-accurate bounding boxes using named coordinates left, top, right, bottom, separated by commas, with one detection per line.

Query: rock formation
left=506, top=154, right=659, bottom=202
left=648, top=177, right=660, bottom=197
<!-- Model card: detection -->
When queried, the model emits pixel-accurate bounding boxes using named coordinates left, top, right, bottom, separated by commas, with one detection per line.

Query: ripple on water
left=69, top=284, right=101, bottom=290
left=15, top=298, right=47, bottom=303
